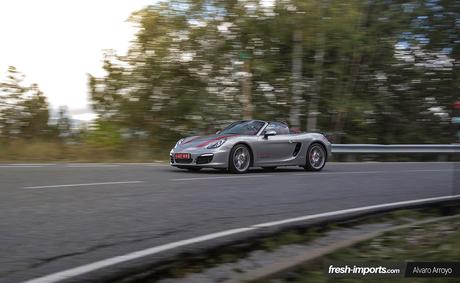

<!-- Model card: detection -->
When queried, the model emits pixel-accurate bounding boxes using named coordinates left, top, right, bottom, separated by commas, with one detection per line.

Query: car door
left=254, top=123, right=298, bottom=164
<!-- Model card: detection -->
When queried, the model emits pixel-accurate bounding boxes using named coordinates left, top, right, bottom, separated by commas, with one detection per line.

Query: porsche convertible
left=170, top=120, right=332, bottom=173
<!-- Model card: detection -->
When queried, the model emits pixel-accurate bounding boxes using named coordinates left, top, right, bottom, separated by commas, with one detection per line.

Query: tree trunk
left=333, top=1, right=368, bottom=140
left=333, top=110, right=346, bottom=144
left=307, top=33, right=325, bottom=132
left=241, top=60, right=253, bottom=120
left=289, top=29, right=303, bottom=129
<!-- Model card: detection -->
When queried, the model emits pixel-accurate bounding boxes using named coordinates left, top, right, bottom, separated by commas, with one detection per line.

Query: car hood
left=176, top=134, right=239, bottom=150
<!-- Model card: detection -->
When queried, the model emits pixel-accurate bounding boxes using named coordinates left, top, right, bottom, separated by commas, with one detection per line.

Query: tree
left=0, top=66, right=50, bottom=139
left=89, top=0, right=457, bottom=147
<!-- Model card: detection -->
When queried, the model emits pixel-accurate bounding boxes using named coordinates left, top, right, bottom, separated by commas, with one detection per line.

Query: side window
left=266, top=122, right=289, bottom=135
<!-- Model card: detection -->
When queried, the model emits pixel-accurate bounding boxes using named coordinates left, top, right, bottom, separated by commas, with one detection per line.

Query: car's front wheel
left=229, top=144, right=251, bottom=174
left=304, top=143, right=326, bottom=171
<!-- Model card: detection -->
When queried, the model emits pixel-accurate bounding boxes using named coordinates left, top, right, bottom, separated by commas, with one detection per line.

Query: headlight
left=174, top=138, right=185, bottom=148
left=207, top=138, right=227, bottom=149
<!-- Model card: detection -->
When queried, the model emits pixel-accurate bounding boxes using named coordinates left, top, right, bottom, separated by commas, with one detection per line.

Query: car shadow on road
left=169, top=167, right=306, bottom=175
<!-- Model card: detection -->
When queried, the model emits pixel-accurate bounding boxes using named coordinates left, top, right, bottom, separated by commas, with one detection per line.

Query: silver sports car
left=170, top=120, right=332, bottom=173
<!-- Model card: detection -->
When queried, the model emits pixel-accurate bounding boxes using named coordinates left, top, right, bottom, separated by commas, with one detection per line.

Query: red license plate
left=175, top=153, right=191, bottom=159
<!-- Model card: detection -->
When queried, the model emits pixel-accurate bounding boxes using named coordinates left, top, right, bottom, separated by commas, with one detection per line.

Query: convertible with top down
left=170, top=120, right=331, bottom=173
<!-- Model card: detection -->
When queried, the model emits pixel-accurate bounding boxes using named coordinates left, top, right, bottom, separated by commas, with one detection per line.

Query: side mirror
left=264, top=130, right=277, bottom=139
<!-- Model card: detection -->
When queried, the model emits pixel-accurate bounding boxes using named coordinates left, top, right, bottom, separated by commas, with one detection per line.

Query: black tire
left=187, top=167, right=202, bottom=172
left=304, top=143, right=326, bottom=171
left=229, top=144, right=251, bottom=174
left=262, top=166, right=277, bottom=171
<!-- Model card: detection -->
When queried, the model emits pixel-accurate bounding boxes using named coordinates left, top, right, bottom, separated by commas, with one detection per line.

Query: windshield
left=219, top=121, right=265, bottom=135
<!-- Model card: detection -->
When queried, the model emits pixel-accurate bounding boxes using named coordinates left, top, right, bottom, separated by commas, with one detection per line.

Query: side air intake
left=293, top=143, right=302, bottom=156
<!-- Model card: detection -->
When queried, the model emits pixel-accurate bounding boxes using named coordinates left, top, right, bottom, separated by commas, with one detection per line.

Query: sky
left=0, top=0, right=153, bottom=121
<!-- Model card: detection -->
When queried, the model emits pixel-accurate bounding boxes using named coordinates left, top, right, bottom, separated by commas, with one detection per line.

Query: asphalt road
left=0, top=162, right=458, bottom=283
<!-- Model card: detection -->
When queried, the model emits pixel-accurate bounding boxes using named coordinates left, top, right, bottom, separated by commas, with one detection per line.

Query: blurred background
left=0, top=0, right=458, bottom=162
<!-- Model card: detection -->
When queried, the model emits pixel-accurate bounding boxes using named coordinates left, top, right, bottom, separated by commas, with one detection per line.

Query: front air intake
left=196, top=155, right=213, bottom=164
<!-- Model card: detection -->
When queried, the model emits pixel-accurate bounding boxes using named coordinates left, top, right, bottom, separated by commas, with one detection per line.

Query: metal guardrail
left=331, top=144, right=460, bottom=154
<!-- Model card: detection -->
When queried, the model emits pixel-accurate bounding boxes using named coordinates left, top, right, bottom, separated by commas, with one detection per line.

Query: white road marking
left=64, top=163, right=169, bottom=167
left=252, top=194, right=459, bottom=228
left=23, top=181, right=144, bottom=189
left=66, top=164, right=121, bottom=168
left=327, top=161, right=456, bottom=165
left=0, top=163, right=170, bottom=168
left=24, top=194, right=460, bottom=283
left=169, top=174, right=274, bottom=181
left=406, top=169, right=459, bottom=172
left=293, top=171, right=387, bottom=176
left=293, top=169, right=456, bottom=176
left=23, top=228, right=256, bottom=283
left=0, top=165, right=44, bottom=168
left=64, top=163, right=170, bottom=168
left=113, top=163, right=169, bottom=166
left=5, top=163, right=56, bottom=166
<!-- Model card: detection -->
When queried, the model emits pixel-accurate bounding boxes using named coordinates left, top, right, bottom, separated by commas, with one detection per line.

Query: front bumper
left=170, top=147, right=229, bottom=168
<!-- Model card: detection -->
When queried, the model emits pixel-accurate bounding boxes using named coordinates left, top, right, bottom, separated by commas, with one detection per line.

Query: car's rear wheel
left=304, top=143, right=326, bottom=171
left=229, top=144, right=251, bottom=174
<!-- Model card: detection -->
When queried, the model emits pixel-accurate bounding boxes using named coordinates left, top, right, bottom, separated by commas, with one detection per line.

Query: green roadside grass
left=263, top=216, right=460, bottom=283
left=0, top=140, right=170, bottom=162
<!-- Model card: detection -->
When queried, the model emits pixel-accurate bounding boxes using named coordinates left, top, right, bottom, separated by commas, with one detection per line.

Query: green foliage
left=0, top=66, right=50, bottom=139
left=83, top=120, right=122, bottom=151
left=2, top=0, right=458, bottom=161
left=88, top=0, right=457, bottom=146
